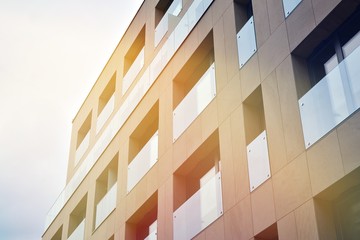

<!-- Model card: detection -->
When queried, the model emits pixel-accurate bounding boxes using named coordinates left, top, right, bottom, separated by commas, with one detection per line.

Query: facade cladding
left=42, top=0, right=360, bottom=239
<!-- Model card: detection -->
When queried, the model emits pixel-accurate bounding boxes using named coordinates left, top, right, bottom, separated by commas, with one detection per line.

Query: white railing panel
left=173, top=172, right=223, bottom=240
left=247, top=130, right=271, bottom=192
left=127, top=131, right=158, bottom=192
left=144, top=220, right=158, bottom=240
left=68, top=219, right=85, bottom=240
left=173, top=63, right=216, bottom=142
left=283, top=0, right=302, bottom=17
left=95, top=182, right=117, bottom=228
left=299, top=45, right=360, bottom=148
left=122, top=47, right=145, bottom=95
left=96, top=94, right=115, bottom=134
left=236, top=16, right=257, bottom=68
left=44, top=0, right=214, bottom=231
left=75, top=132, right=90, bottom=166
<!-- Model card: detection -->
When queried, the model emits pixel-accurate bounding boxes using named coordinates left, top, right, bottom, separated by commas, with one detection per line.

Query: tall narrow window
left=123, top=26, right=146, bottom=95
left=68, top=195, right=87, bottom=240
left=75, top=112, right=92, bottom=166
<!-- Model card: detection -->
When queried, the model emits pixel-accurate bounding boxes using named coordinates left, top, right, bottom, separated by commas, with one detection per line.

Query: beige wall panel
left=230, top=105, right=250, bottom=202
left=294, top=199, right=319, bottom=240
left=185, top=115, right=203, bottom=158
left=213, top=17, right=229, bottom=93
left=223, top=196, right=254, bottom=240
left=164, top=178, right=174, bottom=240
left=285, top=0, right=316, bottom=51
left=157, top=148, right=173, bottom=188
left=276, top=56, right=305, bottom=162
left=337, top=111, right=360, bottom=174
left=261, top=72, right=287, bottom=174
left=223, top=4, right=240, bottom=81
left=211, top=0, right=232, bottom=26
left=193, top=231, right=206, bottom=240
left=205, top=216, right=225, bottom=240
left=240, top=54, right=260, bottom=102
left=114, top=199, right=126, bottom=232
left=307, top=131, right=345, bottom=196
left=217, top=72, right=241, bottom=125
left=196, top=6, right=214, bottom=47
left=278, top=212, right=298, bottom=240
left=219, top=118, right=236, bottom=212
left=172, top=129, right=187, bottom=172
left=200, top=99, right=219, bottom=142
left=273, top=152, right=312, bottom=219
left=157, top=183, right=166, bottom=240
left=250, top=180, right=276, bottom=235
left=253, top=0, right=271, bottom=48
left=258, top=22, right=289, bottom=81
left=158, top=83, right=172, bottom=159
left=266, top=0, right=285, bottom=34
left=312, top=0, right=340, bottom=25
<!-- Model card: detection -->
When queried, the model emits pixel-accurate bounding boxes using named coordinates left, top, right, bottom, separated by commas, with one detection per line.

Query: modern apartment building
left=42, top=0, right=360, bottom=239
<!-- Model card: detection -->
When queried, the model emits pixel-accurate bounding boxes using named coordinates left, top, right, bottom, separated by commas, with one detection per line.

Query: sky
left=0, top=0, right=143, bottom=239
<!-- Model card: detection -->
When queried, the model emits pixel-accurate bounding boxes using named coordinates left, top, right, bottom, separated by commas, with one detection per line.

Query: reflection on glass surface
left=283, top=0, right=302, bottom=17
left=75, top=132, right=90, bottom=166
left=246, top=130, right=271, bottom=192
left=173, top=172, right=223, bottom=240
left=299, top=45, right=360, bottom=148
left=122, top=48, right=145, bottom=95
left=173, top=63, right=216, bottom=142
left=95, top=182, right=117, bottom=228
left=127, top=131, right=158, bottom=192
left=236, top=16, right=257, bottom=68
left=68, top=219, right=85, bottom=240
left=144, top=220, right=158, bottom=240
left=96, top=94, right=115, bottom=134
left=44, top=0, right=215, bottom=232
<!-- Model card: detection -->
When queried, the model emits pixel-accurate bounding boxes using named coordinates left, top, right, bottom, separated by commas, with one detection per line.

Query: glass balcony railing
left=283, top=0, right=302, bottom=18
left=96, top=94, right=115, bottom=134
left=144, top=220, right=158, bottom=240
left=44, top=0, right=214, bottom=232
left=236, top=16, right=257, bottom=68
left=127, top=131, right=159, bottom=192
left=122, top=47, right=145, bottom=96
left=173, top=63, right=216, bottom=142
left=75, top=132, right=90, bottom=166
left=154, top=0, right=183, bottom=47
left=299, top=45, right=360, bottom=148
left=246, top=130, right=271, bottom=192
left=173, top=172, right=223, bottom=240
left=68, top=219, right=85, bottom=240
left=95, top=182, right=117, bottom=229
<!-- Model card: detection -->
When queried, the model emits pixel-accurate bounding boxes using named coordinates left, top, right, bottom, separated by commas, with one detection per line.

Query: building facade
left=42, top=0, right=360, bottom=239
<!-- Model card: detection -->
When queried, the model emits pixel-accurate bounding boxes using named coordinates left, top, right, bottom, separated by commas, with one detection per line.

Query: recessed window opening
left=51, top=226, right=62, bottom=240
left=254, top=223, right=279, bottom=240
left=234, top=0, right=253, bottom=33
left=76, top=113, right=92, bottom=149
left=98, top=73, right=116, bottom=116
left=155, top=0, right=174, bottom=27
left=68, top=195, right=87, bottom=239
left=124, top=26, right=145, bottom=77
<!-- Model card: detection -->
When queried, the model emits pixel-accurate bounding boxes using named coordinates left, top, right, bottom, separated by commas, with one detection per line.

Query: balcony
left=299, top=45, right=360, bottom=148
left=122, top=47, right=145, bottom=95
left=96, top=94, right=115, bottom=134
left=144, top=220, right=157, bottom=240
left=173, top=172, right=223, bottom=240
left=154, top=0, right=182, bottom=47
left=236, top=16, right=257, bottom=68
left=127, top=131, right=159, bottom=192
left=75, top=132, right=90, bottom=166
left=68, top=219, right=85, bottom=240
left=95, top=182, right=117, bottom=228
left=173, top=63, right=216, bottom=142
left=246, top=130, right=271, bottom=192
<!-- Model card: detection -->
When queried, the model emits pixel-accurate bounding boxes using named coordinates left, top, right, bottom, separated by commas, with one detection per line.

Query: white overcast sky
left=0, top=0, right=143, bottom=239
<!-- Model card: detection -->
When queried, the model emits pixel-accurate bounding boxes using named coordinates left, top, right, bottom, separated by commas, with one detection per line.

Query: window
left=125, top=192, right=158, bottom=240
left=334, top=185, right=360, bottom=239
left=96, top=73, right=116, bottom=133
left=173, top=130, right=223, bottom=240
left=234, top=0, right=257, bottom=68
left=94, top=155, right=118, bottom=229
left=50, top=226, right=62, bottom=240
left=68, top=195, right=87, bottom=240
left=123, top=26, right=145, bottom=95
left=308, top=11, right=360, bottom=86
left=75, top=112, right=92, bottom=166
left=296, top=7, right=360, bottom=148
left=172, top=32, right=216, bottom=141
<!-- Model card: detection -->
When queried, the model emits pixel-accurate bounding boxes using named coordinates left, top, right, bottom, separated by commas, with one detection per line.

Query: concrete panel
left=294, top=200, right=319, bottom=240
left=253, top=0, right=271, bottom=48
left=205, top=216, right=225, bottom=240
left=240, top=54, right=261, bottom=102
left=267, top=0, right=285, bottom=33
left=278, top=212, right=298, bottom=240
